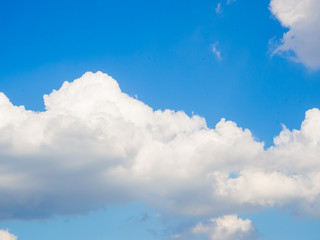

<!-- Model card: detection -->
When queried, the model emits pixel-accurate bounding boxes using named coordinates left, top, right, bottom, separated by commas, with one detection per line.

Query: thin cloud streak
left=215, top=2, right=222, bottom=14
left=212, top=42, right=222, bottom=60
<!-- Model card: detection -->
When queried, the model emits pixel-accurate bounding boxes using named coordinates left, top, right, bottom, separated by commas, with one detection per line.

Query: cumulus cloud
left=0, top=230, right=18, bottom=240
left=215, top=108, right=320, bottom=214
left=270, top=0, right=320, bottom=69
left=1, top=71, right=320, bottom=222
left=192, top=215, right=258, bottom=240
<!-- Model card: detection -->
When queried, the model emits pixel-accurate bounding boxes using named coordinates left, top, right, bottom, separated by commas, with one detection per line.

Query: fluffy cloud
left=0, top=230, right=18, bottom=240
left=270, top=0, right=320, bottom=69
left=1, top=71, right=320, bottom=222
left=192, top=215, right=258, bottom=240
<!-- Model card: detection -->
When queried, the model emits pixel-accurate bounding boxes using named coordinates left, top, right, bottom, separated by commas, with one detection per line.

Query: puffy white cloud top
left=0, top=230, right=17, bottom=240
left=1, top=72, right=320, bottom=220
left=192, top=215, right=257, bottom=240
left=270, top=0, right=320, bottom=69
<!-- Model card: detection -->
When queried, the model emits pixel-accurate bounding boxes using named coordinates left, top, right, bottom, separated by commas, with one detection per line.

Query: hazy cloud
left=227, top=0, right=236, bottom=5
left=212, top=42, right=222, bottom=60
left=215, top=2, right=222, bottom=14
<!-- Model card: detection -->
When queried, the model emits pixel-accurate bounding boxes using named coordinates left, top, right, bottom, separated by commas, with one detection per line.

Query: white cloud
left=1, top=72, right=320, bottom=221
left=270, top=0, right=320, bottom=69
left=192, top=215, right=258, bottom=240
left=170, top=234, right=182, bottom=239
left=0, top=230, right=17, bottom=240
left=227, top=0, right=236, bottom=4
left=215, top=2, right=222, bottom=14
left=212, top=42, right=222, bottom=60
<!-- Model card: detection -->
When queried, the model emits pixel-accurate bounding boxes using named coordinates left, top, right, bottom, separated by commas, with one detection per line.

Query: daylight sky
left=1, top=0, right=320, bottom=239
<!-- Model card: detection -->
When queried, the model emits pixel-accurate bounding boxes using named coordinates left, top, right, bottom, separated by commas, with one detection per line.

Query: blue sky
left=1, top=0, right=320, bottom=239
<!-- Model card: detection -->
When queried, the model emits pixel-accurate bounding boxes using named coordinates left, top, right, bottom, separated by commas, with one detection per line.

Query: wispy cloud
left=215, top=2, right=222, bottom=14
left=227, top=0, right=236, bottom=4
left=211, top=42, right=222, bottom=60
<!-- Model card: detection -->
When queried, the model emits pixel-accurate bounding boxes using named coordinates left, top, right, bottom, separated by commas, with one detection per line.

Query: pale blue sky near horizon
left=1, top=0, right=320, bottom=239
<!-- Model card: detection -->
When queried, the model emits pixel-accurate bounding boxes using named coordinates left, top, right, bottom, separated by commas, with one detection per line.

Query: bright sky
left=1, top=0, right=320, bottom=240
